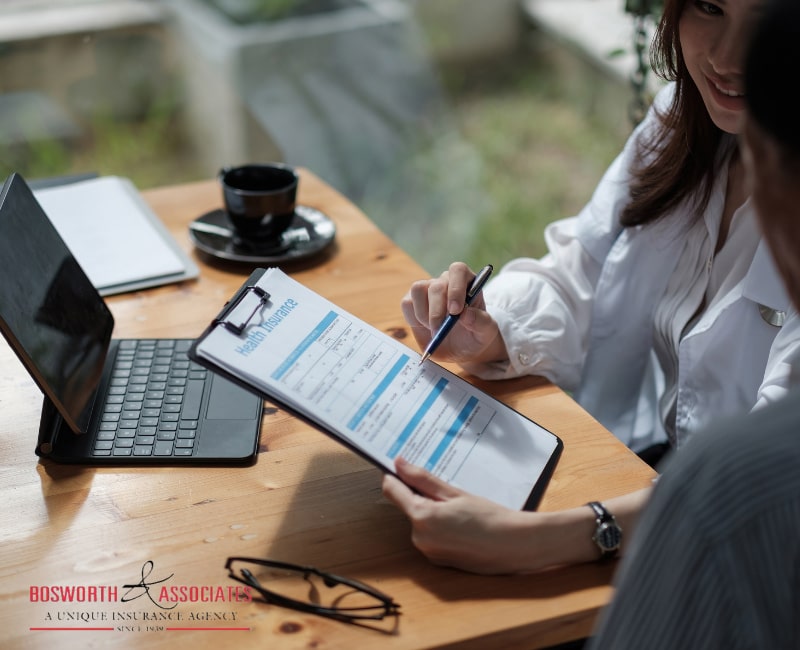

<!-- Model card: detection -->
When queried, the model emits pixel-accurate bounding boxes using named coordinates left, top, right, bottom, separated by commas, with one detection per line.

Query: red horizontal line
left=166, top=627, right=251, bottom=631
left=30, top=627, right=115, bottom=631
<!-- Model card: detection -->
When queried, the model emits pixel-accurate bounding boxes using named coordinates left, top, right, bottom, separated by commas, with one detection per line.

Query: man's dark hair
left=745, top=0, right=800, bottom=153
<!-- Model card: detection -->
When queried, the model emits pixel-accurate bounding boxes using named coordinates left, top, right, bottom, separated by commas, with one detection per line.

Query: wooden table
left=0, top=171, right=656, bottom=650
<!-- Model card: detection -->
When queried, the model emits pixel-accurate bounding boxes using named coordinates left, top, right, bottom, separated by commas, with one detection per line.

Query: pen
left=419, top=264, right=494, bottom=365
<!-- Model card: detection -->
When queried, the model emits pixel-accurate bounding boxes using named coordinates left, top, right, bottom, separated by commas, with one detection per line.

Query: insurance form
left=191, top=268, right=561, bottom=511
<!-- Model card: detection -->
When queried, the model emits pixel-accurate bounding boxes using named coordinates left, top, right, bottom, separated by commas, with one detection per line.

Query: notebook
left=32, top=175, right=200, bottom=296
left=0, top=173, right=263, bottom=465
left=189, top=267, right=563, bottom=511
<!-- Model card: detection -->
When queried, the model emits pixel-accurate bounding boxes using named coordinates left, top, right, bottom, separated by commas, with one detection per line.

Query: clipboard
left=189, top=268, right=562, bottom=511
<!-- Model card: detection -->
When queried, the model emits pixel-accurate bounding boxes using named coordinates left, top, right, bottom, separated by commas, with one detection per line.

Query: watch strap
left=587, top=501, right=608, bottom=522
left=587, top=501, right=622, bottom=560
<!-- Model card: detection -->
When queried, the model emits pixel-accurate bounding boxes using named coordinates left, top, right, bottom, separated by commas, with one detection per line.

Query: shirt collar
left=742, top=236, right=792, bottom=313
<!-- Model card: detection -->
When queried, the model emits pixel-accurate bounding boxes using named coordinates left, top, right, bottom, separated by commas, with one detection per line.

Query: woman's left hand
left=381, top=457, right=541, bottom=574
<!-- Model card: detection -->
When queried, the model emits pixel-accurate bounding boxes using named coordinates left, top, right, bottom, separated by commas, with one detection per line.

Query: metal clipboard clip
left=212, top=285, right=271, bottom=335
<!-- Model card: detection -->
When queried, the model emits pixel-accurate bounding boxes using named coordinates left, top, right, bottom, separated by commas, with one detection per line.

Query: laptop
left=0, top=173, right=263, bottom=465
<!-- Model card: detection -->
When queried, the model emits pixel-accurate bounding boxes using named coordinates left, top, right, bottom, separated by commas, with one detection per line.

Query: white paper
left=195, top=269, right=561, bottom=510
left=34, top=176, right=192, bottom=292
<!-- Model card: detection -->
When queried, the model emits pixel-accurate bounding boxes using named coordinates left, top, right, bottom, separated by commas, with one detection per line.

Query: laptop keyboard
left=92, top=339, right=206, bottom=457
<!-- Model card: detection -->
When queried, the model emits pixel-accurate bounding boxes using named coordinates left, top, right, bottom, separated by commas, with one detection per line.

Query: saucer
left=189, top=205, right=336, bottom=264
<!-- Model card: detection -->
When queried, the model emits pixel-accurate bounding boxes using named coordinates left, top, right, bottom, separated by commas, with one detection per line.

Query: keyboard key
left=154, top=441, right=174, bottom=456
left=182, top=380, right=204, bottom=420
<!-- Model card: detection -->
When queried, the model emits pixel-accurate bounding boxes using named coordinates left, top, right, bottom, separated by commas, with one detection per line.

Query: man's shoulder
left=661, top=390, right=800, bottom=530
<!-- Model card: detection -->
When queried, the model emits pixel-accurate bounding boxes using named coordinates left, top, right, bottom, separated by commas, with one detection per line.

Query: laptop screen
left=0, top=173, right=114, bottom=433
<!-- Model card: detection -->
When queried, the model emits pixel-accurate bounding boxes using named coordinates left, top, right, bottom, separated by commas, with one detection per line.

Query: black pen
left=419, top=264, right=494, bottom=365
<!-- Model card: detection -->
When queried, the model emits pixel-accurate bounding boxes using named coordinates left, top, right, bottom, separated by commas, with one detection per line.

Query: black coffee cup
left=219, top=163, right=298, bottom=247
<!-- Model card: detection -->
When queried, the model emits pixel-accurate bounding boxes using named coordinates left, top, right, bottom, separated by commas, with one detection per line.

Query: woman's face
left=679, top=0, right=765, bottom=134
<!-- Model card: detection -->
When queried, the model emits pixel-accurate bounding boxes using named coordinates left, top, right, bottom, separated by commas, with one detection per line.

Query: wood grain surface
left=0, top=170, right=655, bottom=650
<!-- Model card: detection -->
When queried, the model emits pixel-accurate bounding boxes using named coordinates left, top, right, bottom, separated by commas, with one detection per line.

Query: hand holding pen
left=419, top=264, right=493, bottom=365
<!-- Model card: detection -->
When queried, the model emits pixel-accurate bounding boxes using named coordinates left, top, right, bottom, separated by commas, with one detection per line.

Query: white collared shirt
left=463, top=83, right=798, bottom=451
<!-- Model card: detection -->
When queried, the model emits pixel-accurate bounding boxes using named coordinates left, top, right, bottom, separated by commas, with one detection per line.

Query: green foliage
left=438, top=56, right=626, bottom=271
left=624, top=0, right=664, bottom=17
left=1, top=102, right=203, bottom=190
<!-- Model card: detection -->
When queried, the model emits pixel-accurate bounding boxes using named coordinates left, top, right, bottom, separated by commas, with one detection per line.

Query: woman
left=400, top=0, right=796, bottom=460
left=382, top=0, right=798, bottom=574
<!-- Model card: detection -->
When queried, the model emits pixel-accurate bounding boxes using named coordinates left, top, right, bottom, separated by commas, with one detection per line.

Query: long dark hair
left=620, top=0, right=731, bottom=227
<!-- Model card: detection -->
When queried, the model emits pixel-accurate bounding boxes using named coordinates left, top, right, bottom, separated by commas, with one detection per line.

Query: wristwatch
left=587, top=501, right=623, bottom=560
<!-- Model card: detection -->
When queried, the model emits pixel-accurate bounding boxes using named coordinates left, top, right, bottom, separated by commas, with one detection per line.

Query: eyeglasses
left=225, top=557, right=401, bottom=627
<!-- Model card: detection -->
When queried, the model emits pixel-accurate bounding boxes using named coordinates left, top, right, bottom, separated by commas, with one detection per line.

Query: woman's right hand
left=401, top=262, right=506, bottom=365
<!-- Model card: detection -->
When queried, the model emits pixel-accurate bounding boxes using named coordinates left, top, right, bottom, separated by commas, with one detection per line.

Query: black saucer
left=189, top=205, right=336, bottom=264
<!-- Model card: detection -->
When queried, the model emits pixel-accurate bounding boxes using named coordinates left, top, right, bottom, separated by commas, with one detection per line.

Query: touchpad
left=206, top=375, right=261, bottom=420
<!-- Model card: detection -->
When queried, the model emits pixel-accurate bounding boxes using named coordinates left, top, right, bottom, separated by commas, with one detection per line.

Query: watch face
left=596, top=521, right=622, bottom=551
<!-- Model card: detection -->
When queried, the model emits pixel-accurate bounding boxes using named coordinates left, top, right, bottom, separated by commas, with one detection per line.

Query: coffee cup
left=219, top=163, right=298, bottom=249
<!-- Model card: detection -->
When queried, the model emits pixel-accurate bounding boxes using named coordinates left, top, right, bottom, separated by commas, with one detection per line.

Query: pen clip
left=213, top=285, right=271, bottom=335
left=465, top=264, right=493, bottom=302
